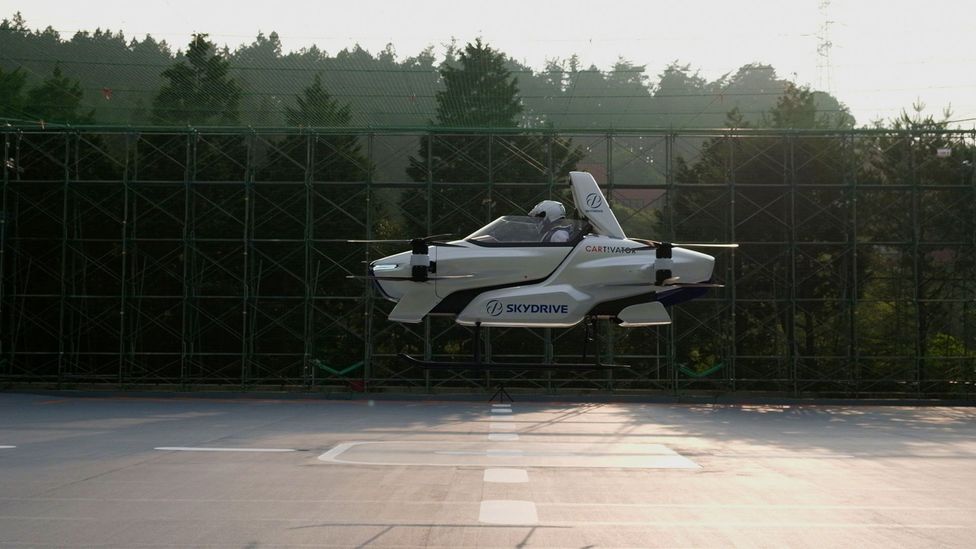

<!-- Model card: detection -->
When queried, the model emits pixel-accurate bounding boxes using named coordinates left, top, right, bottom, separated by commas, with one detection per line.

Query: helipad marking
left=479, top=500, right=538, bottom=524
left=433, top=449, right=527, bottom=457
left=487, top=449, right=524, bottom=457
left=490, top=408, right=512, bottom=414
left=490, top=422, right=516, bottom=431
left=489, top=433, right=519, bottom=441
left=491, top=415, right=515, bottom=421
left=318, top=441, right=698, bottom=468
left=491, top=404, right=511, bottom=408
left=318, top=442, right=357, bottom=462
left=154, top=447, right=296, bottom=453
left=484, top=468, right=529, bottom=483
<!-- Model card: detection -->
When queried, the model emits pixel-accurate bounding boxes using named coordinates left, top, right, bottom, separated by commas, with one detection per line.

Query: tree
left=152, top=34, right=241, bottom=125
left=653, top=62, right=711, bottom=128
left=232, top=31, right=283, bottom=126
left=24, top=64, right=94, bottom=124
left=765, top=82, right=854, bottom=129
left=397, top=40, right=586, bottom=366
left=256, top=74, right=373, bottom=375
left=0, top=66, right=27, bottom=121
left=856, top=105, right=976, bottom=391
left=407, top=40, right=583, bottom=235
left=268, top=72, right=369, bottom=183
left=434, top=39, right=522, bottom=128
left=668, top=83, right=859, bottom=385
left=285, top=73, right=351, bottom=127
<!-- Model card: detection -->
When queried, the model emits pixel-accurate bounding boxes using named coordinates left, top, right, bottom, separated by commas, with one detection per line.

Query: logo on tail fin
left=585, top=192, right=603, bottom=209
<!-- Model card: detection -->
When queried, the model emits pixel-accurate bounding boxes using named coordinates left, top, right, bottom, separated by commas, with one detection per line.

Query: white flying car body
left=366, top=172, right=733, bottom=336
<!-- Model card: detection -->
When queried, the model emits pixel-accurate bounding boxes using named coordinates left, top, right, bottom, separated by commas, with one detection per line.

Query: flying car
left=356, top=171, right=735, bottom=371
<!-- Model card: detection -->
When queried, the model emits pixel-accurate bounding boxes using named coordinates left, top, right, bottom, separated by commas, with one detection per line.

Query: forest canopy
left=0, top=11, right=865, bottom=129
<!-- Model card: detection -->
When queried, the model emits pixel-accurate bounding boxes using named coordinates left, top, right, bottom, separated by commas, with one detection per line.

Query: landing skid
left=399, top=353, right=630, bottom=371
left=400, top=318, right=628, bottom=402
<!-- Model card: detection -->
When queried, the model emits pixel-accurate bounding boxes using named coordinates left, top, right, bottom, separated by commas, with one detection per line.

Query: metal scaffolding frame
left=1, top=128, right=974, bottom=397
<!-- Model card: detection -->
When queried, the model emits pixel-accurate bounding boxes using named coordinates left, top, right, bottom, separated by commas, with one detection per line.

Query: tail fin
left=569, top=171, right=626, bottom=239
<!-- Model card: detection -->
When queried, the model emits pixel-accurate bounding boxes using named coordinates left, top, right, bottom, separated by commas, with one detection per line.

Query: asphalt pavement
left=0, top=392, right=974, bottom=547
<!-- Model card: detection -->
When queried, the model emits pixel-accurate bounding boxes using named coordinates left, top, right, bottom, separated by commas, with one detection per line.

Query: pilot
left=528, top=200, right=572, bottom=242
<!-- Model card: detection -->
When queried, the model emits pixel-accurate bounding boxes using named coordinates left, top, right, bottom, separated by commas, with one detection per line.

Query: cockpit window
left=465, top=216, right=585, bottom=245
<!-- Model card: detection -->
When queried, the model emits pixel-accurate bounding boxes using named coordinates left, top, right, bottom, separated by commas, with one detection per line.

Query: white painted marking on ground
left=487, top=449, right=524, bottom=457
left=484, top=468, right=529, bottom=483
left=319, top=441, right=698, bottom=468
left=488, top=433, right=519, bottom=441
left=154, top=447, right=295, bottom=453
left=543, top=502, right=976, bottom=510
left=490, top=422, right=517, bottom=431
left=0, top=445, right=16, bottom=449
left=540, top=520, right=968, bottom=529
left=491, top=404, right=511, bottom=408
left=490, top=415, right=515, bottom=421
left=479, top=500, right=538, bottom=525
left=490, top=408, right=512, bottom=414
left=319, top=442, right=357, bottom=462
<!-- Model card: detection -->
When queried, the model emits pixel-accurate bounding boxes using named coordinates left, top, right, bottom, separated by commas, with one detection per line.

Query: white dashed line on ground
left=488, top=433, right=519, bottom=441
left=484, top=468, right=529, bottom=483
left=486, top=449, right=524, bottom=457
left=490, top=408, right=512, bottom=414
left=479, top=500, right=538, bottom=524
left=0, top=446, right=16, bottom=449
left=154, top=447, right=296, bottom=453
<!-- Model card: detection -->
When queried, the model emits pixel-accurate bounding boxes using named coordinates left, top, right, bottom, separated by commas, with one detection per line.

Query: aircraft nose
left=673, top=247, right=715, bottom=283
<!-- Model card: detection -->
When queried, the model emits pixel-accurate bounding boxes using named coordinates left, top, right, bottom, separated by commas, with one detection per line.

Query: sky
left=4, top=0, right=975, bottom=128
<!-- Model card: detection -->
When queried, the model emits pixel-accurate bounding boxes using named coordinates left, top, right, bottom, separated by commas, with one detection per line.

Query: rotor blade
left=672, top=243, right=739, bottom=248
left=630, top=242, right=738, bottom=251
left=423, top=233, right=454, bottom=241
left=347, top=274, right=474, bottom=281
left=320, top=235, right=462, bottom=245
left=317, top=239, right=410, bottom=243
left=607, top=280, right=726, bottom=288
left=605, top=276, right=678, bottom=287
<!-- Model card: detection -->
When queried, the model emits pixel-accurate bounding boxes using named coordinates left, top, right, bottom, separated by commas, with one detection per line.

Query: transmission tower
left=816, top=0, right=834, bottom=93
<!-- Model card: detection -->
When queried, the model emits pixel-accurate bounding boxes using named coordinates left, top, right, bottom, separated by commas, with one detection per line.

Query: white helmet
left=528, top=200, right=566, bottom=222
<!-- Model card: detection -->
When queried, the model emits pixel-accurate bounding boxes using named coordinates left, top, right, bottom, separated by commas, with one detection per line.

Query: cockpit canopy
left=465, top=216, right=586, bottom=245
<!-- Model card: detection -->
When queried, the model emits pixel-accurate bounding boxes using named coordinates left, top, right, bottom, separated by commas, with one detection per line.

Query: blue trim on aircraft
left=657, top=287, right=709, bottom=307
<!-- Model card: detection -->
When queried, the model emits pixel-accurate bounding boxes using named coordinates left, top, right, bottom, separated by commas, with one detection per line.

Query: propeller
left=663, top=281, right=725, bottom=288
left=325, top=233, right=464, bottom=282
left=632, top=240, right=737, bottom=287
left=347, top=234, right=468, bottom=282
left=321, top=233, right=460, bottom=247
left=347, top=274, right=473, bottom=281
left=609, top=280, right=725, bottom=288
left=632, top=241, right=739, bottom=251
